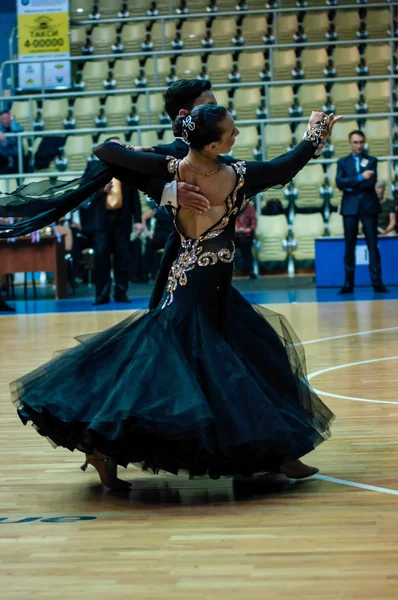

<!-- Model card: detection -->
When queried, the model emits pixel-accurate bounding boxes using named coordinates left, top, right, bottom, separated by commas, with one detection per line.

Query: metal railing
left=0, top=109, right=396, bottom=174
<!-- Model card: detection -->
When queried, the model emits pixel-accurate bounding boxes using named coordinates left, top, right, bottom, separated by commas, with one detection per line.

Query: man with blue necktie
left=336, top=129, right=388, bottom=294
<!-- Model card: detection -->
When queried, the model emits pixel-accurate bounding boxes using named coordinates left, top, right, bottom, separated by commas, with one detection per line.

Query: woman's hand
left=323, top=113, right=344, bottom=139
left=307, top=111, right=344, bottom=141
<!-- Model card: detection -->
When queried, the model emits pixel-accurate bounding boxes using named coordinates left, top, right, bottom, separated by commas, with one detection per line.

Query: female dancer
left=6, top=106, right=339, bottom=489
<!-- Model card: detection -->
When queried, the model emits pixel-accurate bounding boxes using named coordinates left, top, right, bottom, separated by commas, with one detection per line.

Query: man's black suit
left=80, top=161, right=142, bottom=300
left=336, top=153, right=383, bottom=288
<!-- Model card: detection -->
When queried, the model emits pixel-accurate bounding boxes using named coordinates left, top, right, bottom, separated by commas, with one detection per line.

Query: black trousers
left=93, top=210, right=130, bottom=299
left=235, top=235, right=254, bottom=274
left=343, top=211, right=383, bottom=287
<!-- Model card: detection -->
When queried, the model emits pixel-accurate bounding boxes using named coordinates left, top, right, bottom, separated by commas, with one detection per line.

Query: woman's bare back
left=176, top=162, right=237, bottom=239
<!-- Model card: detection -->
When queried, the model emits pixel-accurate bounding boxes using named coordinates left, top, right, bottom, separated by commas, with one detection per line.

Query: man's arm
left=336, top=159, right=362, bottom=190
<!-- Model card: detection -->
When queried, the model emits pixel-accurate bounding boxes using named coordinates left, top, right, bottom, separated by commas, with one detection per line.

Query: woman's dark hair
left=165, top=79, right=212, bottom=121
left=173, top=105, right=229, bottom=151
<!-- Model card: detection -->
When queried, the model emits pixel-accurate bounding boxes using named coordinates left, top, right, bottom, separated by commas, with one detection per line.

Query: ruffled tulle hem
left=10, top=288, right=334, bottom=478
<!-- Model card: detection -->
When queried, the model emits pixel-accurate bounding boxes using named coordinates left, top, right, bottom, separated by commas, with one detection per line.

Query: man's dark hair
left=0, top=110, right=10, bottom=116
left=348, top=129, right=366, bottom=140
left=103, top=136, right=120, bottom=143
left=174, top=104, right=228, bottom=151
left=165, top=79, right=212, bottom=121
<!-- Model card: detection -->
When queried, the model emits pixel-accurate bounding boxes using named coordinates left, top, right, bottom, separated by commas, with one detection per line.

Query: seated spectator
left=234, top=202, right=257, bottom=279
left=376, top=180, right=396, bottom=236
left=261, top=199, right=285, bottom=216
left=0, top=110, right=25, bottom=174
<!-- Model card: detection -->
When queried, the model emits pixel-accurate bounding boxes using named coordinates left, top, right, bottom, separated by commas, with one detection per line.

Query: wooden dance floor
left=1, top=299, right=397, bottom=599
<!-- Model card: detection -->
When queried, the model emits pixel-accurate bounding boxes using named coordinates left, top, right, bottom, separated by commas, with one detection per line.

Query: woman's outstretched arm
left=94, top=142, right=176, bottom=181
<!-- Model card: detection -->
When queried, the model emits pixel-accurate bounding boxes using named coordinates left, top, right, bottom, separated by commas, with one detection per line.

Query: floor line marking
left=313, top=474, right=398, bottom=496
left=302, top=326, right=398, bottom=345
left=307, top=356, right=398, bottom=404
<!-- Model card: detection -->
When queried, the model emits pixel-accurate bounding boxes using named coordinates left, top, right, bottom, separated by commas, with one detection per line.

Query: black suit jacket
left=336, top=154, right=379, bottom=216
left=79, top=160, right=142, bottom=235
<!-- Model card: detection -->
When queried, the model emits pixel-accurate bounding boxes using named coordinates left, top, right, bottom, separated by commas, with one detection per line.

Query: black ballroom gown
left=0, top=142, right=334, bottom=478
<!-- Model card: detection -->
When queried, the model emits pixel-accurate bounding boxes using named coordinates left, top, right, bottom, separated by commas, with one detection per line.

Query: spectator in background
left=80, top=136, right=143, bottom=304
left=376, top=180, right=396, bottom=236
left=336, top=129, right=388, bottom=294
left=0, top=110, right=24, bottom=174
left=261, top=199, right=285, bottom=216
left=235, top=202, right=257, bottom=279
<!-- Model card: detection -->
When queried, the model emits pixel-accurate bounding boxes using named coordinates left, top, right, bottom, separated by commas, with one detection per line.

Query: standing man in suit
left=336, top=129, right=388, bottom=294
left=81, top=137, right=143, bottom=305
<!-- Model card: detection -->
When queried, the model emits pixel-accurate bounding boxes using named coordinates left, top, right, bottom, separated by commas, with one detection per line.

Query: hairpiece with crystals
left=182, top=115, right=196, bottom=144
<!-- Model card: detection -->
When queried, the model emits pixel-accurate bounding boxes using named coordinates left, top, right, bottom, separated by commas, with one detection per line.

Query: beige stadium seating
left=103, top=94, right=133, bottom=127
left=121, top=22, right=148, bottom=53
left=97, top=0, right=122, bottom=18
left=210, top=17, right=238, bottom=47
left=327, top=163, right=343, bottom=208
left=298, top=84, right=327, bottom=116
left=366, top=9, right=391, bottom=38
left=113, top=59, right=141, bottom=89
left=241, top=16, right=267, bottom=45
left=206, top=54, right=234, bottom=84
left=261, top=187, right=289, bottom=211
left=0, top=177, right=18, bottom=194
left=126, top=0, right=151, bottom=15
left=256, top=215, right=289, bottom=263
left=334, top=10, right=360, bottom=41
left=213, top=89, right=230, bottom=110
left=90, top=24, right=117, bottom=54
left=73, top=96, right=101, bottom=129
left=175, top=55, right=203, bottom=79
left=329, top=119, right=359, bottom=159
left=293, top=213, right=325, bottom=260
left=303, top=12, right=329, bottom=42
left=264, top=124, right=292, bottom=159
left=81, top=60, right=109, bottom=92
left=293, top=164, right=325, bottom=209
left=272, top=50, right=296, bottom=81
left=269, top=86, right=295, bottom=119
left=149, top=21, right=177, bottom=50
left=41, top=99, right=69, bottom=130
left=365, top=118, right=390, bottom=156
left=333, top=46, right=360, bottom=78
left=180, top=19, right=208, bottom=49
left=135, top=93, right=164, bottom=124
left=144, top=57, right=171, bottom=88
left=70, top=0, right=93, bottom=20
left=231, top=126, right=259, bottom=161
left=365, top=44, right=391, bottom=76
left=365, top=80, right=390, bottom=113
left=64, top=135, right=93, bottom=171
left=328, top=212, right=344, bottom=237
left=238, top=52, right=267, bottom=82
left=160, top=129, right=175, bottom=145
left=137, top=130, right=160, bottom=147
left=331, top=82, right=360, bottom=115
left=70, top=27, right=88, bottom=56
left=11, top=100, right=38, bottom=130
left=301, top=48, right=328, bottom=79
left=276, top=14, right=298, bottom=44
left=234, top=87, right=262, bottom=120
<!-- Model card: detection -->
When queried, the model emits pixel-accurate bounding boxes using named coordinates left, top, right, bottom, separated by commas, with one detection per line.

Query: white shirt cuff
left=160, top=180, right=178, bottom=209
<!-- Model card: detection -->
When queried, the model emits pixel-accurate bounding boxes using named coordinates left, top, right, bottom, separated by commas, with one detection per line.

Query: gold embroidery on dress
left=161, top=161, right=246, bottom=308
